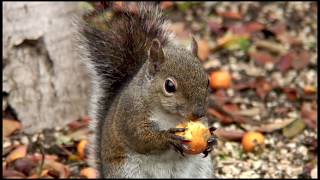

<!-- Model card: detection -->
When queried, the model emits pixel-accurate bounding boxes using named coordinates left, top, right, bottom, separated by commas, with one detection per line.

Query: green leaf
left=56, top=135, right=73, bottom=145
left=224, top=36, right=250, bottom=51
left=282, top=119, right=306, bottom=138
left=177, top=2, right=199, bottom=12
left=239, top=38, right=251, bottom=51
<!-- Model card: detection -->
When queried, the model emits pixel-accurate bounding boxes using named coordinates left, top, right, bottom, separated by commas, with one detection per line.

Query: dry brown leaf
left=6, top=145, right=27, bottom=163
left=68, top=117, right=90, bottom=131
left=160, top=1, right=174, bottom=9
left=208, top=108, right=233, bottom=124
left=292, top=49, right=309, bottom=70
left=277, top=52, right=294, bottom=72
left=197, top=39, right=210, bottom=61
left=3, top=169, right=26, bottom=178
left=254, top=118, right=295, bottom=133
left=301, top=103, right=317, bottom=130
left=249, top=49, right=276, bottom=65
left=214, top=129, right=244, bottom=141
left=80, top=167, right=98, bottom=179
left=256, top=78, right=273, bottom=100
left=29, top=153, right=58, bottom=163
left=208, top=21, right=223, bottom=34
left=234, top=108, right=261, bottom=117
left=43, top=159, right=70, bottom=178
left=269, top=22, right=286, bottom=35
left=12, top=157, right=36, bottom=176
left=283, top=87, right=299, bottom=101
left=219, top=11, right=242, bottom=20
left=3, top=119, right=22, bottom=137
left=254, top=40, right=286, bottom=55
left=245, top=22, right=264, bottom=33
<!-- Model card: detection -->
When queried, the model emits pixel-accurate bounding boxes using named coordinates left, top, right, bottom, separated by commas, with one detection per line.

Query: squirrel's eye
left=164, top=78, right=177, bottom=95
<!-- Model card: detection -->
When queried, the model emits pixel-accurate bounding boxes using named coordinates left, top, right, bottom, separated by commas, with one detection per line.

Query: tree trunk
left=3, top=2, right=90, bottom=133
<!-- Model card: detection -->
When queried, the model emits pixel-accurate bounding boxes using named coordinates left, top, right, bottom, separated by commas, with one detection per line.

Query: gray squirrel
left=77, top=2, right=217, bottom=178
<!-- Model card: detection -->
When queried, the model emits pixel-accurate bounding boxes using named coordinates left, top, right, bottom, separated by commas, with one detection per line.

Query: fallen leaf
left=277, top=33, right=302, bottom=45
left=283, top=87, right=299, bottom=101
left=217, top=31, right=250, bottom=51
left=255, top=78, right=273, bottom=100
left=244, top=22, right=264, bottom=33
left=269, top=22, right=287, bottom=35
left=208, top=108, right=233, bottom=124
left=68, top=118, right=90, bottom=131
left=80, top=167, right=98, bottom=179
left=13, top=157, right=36, bottom=176
left=301, top=103, right=317, bottom=130
left=234, top=108, right=261, bottom=117
left=160, top=1, right=174, bottom=9
left=282, top=119, right=306, bottom=138
left=68, top=128, right=90, bottom=141
left=277, top=52, right=294, bottom=72
left=230, top=24, right=249, bottom=36
left=77, top=140, right=89, bottom=159
left=208, top=21, right=224, bottom=34
left=3, top=169, right=26, bottom=178
left=197, top=39, right=210, bottom=61
left=254, top=40, right=286, bottom=55
left=245, top=118, right=295, bottom=133
left=3, top=119, right=22, bottom=137
left=274, top=107, right=291, bottom=115
left=222, top=103, right=239, bottom=113
left=219, top=11, right=242, bottom=20
left=214, top=129, right=244, bottom=141
left=209, top=90, right=230, bottom=105
left=68, top=154, right=81, bottom=161
left=292, top=49, right=309, bottom=70
left=6, top=145, right=27, bottom=163
left=43, top=159, right=70, bottom=178
left=176, top=2, right=193, bottom=12
left=28, top=153, right=58, bottom=163
left=232, top=80, right=256, bottom=90
left=249, top=49, right=276, bottom=65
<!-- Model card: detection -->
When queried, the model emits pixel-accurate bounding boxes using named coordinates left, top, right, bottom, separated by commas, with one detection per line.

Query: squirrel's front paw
left=202, top=127, right=218, bottom=158
left=164, top=128, right=191, bottom=156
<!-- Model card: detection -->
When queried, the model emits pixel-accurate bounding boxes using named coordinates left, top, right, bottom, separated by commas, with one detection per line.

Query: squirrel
left=77, top=2, right=217, bottom=178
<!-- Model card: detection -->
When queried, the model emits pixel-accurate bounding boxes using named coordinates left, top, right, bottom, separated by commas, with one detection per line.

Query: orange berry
left=176, top=121, right=211, bottom=154
left=241, top=131, right=265, bottom=152
left=210, top=70, right=232, bottom=89
left=77, top=140, right=88, bottom=159
left=80, top=167, right=98, bottom=179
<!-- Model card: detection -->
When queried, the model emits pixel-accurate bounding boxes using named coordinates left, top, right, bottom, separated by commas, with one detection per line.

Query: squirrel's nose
left=190, top=106, right=206, bottom=121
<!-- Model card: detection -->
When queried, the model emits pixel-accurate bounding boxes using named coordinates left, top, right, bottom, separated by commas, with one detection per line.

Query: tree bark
left=3, top=2, right=90, bottom=133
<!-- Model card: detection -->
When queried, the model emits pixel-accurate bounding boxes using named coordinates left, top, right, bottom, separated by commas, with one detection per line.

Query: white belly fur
left=123, top=149, right=213, bottom=178
left=117, top=110, right=213, bottom=178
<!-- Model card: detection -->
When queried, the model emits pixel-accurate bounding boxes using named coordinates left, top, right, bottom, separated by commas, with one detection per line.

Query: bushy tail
left=77, top=2, right=170, bottom=175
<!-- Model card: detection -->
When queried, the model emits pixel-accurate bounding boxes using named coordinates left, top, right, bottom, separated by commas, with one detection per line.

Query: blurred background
left=3, top=1, right=317, bottom=178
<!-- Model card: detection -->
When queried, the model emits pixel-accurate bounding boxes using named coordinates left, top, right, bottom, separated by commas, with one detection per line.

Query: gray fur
left=77, top=2, right=213, bottom=178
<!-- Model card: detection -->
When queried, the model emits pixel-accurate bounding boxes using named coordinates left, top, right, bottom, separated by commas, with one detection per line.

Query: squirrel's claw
left=166, top=128, right=190, bottom=156
left=168, top=127, right=188, bottom=133
left=202, top=127, right=218, bottom=158
left=209, top=126, right=217, bottom=134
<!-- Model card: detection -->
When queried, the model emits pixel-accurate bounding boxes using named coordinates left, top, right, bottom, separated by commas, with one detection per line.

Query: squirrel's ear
left=191, top=36, right=199, bottom=58
left=148, top=39, right=165, bottom=75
